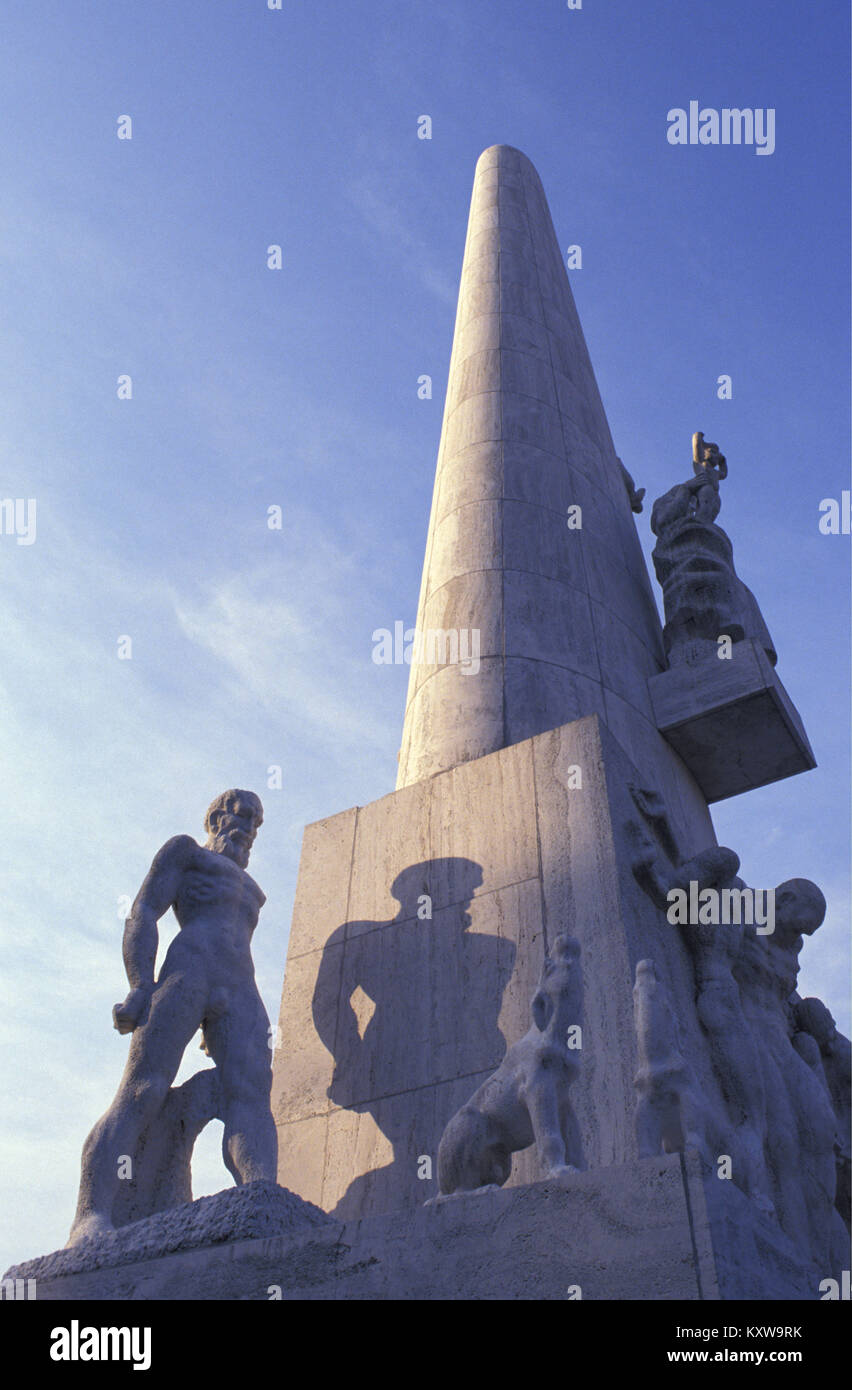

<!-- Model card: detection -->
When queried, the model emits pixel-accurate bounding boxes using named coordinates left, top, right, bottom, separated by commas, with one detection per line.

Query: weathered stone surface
left=793, top=997, right=851, bottom=1230
left=13, top=1157, right=830, bottom=1301
left=286, top=806, right=357, bottom=959
left=648, top=640, right=816, bottom=801
left=701, top=1173, right=830, bottom=1302
left=6, top=1182, right=333, bottom=1284
left=112, top=1068, right=221, bottom=1227
left=628, top=809, right=848, bottom=1272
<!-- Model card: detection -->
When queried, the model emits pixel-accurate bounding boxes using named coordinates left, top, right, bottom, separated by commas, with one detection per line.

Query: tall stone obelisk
left=398, top=144, right=669, bottom=795
left=270, top=148, right=839, bottom=1298
left=272, top=143, right=718, bottom=1211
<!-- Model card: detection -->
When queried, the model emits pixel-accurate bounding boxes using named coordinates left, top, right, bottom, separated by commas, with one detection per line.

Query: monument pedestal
left=648, top=640, right=816, bottom=802
left=5, top=1156, right=824, bottom=1300
left=272, top=713, right=725, bottom=1225
left=264, top=706, right=840, bottom=1299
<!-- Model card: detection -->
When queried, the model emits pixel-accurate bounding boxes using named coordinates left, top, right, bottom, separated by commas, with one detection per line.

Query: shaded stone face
left=773, top=878, right=826, bottom=939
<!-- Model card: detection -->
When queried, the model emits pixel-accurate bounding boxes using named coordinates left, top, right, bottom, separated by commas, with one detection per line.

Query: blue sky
left=0, top=0, right=848, bottom=1272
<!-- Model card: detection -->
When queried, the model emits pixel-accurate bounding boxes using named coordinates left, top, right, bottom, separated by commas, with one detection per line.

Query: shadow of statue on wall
left=311, top=858, right=516, bottom=1220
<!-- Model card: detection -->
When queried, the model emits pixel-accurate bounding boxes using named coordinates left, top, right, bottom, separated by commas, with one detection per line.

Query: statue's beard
left=211, top=826, right=251, bottom=867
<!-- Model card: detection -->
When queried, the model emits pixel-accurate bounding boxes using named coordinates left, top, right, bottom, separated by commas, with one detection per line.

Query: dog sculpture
left=437, top=934, right=584, bottom=1194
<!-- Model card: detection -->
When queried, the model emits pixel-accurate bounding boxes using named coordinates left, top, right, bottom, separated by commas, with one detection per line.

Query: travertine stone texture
left=1, top=1158, right=716, bottom=1302
left=397, top=145, right=666, bottom=787
left=272, top=715, right=721, bottom=1224
left=7, top=1182, right=332, bottom=1284
left=12, top=1156, right=829, bottom=1301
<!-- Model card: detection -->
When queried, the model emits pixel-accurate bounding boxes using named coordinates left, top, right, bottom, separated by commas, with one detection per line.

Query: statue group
left=63, top=440, right=848, bottom=1294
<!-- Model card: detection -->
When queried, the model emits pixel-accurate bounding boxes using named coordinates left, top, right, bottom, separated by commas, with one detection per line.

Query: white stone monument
left=6, top=148, right=845, bottom=1301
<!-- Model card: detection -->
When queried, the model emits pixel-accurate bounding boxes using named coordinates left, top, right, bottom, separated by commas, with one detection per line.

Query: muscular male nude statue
left=67, top=789, right=277, bottom=1246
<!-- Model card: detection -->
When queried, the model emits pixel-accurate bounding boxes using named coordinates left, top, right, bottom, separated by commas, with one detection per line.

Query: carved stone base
left=648, top=640, right=816, bottom=802
left=3, top=1181, right=333, bottom=1287
left=3, top=1157, right=827, bottom=1301
left=272, top=714, right=720, bottom=1224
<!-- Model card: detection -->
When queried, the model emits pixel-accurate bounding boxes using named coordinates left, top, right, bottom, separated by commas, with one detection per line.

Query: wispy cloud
left=346, top=172, right=459, bottom=307
left=172, top=521, right=406, bottom=762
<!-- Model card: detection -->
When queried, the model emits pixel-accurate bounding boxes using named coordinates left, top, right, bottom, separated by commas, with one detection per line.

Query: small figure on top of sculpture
left=435, top=934, right=584, bottom=1197
left=66, top=790, right=277, bottom=1247
left=650, top=431, right=728, bottom=534
left=692, top=430, right=727, bottom=479
left=650, top=433, right=776, bottom=666
left=690, top=430, right=727, bottom=522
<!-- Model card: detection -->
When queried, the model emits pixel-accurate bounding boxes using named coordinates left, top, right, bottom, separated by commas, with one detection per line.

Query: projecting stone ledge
left=648, top=639, right=816, bottom=803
